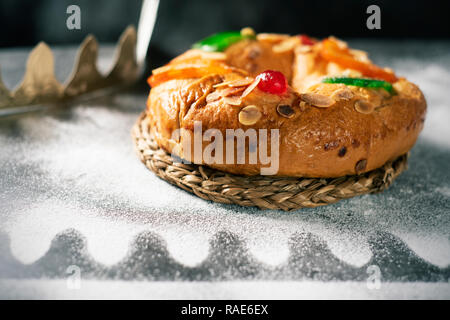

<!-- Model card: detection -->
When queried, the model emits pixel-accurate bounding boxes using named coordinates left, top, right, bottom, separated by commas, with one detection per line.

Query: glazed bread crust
left=146, top=35, right=426, bottom=177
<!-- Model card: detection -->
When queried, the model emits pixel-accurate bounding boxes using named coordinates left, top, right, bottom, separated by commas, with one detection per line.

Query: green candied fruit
left=322, top=77, right=394, bottom=94
left=192, top=31, right=255, bottom=52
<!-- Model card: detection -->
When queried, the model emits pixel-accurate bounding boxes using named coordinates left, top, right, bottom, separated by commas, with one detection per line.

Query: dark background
left=1, top=0, right=450, bottom=69
left=1, top=0, right=450, bottom=47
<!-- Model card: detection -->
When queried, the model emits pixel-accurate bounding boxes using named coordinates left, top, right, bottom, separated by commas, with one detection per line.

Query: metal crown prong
left=0, top=67, right=11, bottom=108
left=105, top=25, right=138, bottom=85
left=65, top=35, right=104, bottom=97
left=0, top=25, right=139, bottom=110
left=12, top=42, right=64, bottom=106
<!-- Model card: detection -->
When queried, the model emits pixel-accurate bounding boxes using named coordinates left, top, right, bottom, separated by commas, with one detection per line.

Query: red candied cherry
left=299, top=34, right=315, bottom=45
left=256, top=70, right=288, bottom=95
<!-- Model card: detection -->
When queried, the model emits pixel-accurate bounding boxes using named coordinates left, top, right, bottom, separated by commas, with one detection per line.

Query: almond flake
left=354, top=100, right=375, bottom=114
left=223, top=96, right=242, bottom=106
left=241, top=77, right=261, bottom=98
left=272, top=37, right=301, bottom=53
left=297, top=45, right=313, bottom=53
left=239, top=105, right=261, bottom=125
left=221, top=86, right=246, bottom=97
left=214, top=78, right=254, bottom=88
left=331, top=88, right=354, bottom=101
left=206, top=91, right=222, bottom=103
left=256, top=33, right=290, bottom=43
left=228, top=78, right=254, bottom=87
left=300, top=93, right=335, bottom=108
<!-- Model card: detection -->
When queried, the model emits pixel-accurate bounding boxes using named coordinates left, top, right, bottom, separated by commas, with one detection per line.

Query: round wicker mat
left=132, top=112, right=408, bottom=211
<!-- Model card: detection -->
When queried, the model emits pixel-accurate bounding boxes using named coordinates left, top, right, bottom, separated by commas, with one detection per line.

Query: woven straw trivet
left=132, top=112, right=408, bottom=211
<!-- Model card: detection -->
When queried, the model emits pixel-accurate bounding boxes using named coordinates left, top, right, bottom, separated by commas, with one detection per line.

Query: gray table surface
left=0, top=40, right=449, bottom=299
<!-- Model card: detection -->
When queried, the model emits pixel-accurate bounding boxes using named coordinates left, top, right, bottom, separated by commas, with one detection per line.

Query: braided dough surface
left=146, top=35, right=426, bottom=177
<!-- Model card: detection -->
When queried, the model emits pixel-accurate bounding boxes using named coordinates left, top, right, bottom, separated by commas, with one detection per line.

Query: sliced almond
left=273, top=37, right=301, bottom=53
left=198, top=51, right=227, bottom=61
left=206, top=86, right=246, bottom=103
left=326, top=62, right=344, bottom=75
left=354, top=100, right=375, bottom=114
left=221, top=86, right=246, bottom=97
left=228, top=78, right=255, bottom=87
left=239, top=105, right=261, bottom=125
left=223, top=96, right=242, bottom=106
left=256, top=33, right=290, bottom=43
left=297, top=45, right=313, bottom=53
left=331, top=88, right=354, bottom=101
left=241, top=77, right=261, bottom=98
left=206, top=91, right=222, bottom=103
left=213, top=77, right=254, bottom=88
left=374, top=88, right=391, bottom=99
left=341, top=69, right=363, bottom=78
left=213, top=81, right=232, bottom=89
left=299, top=101, right=308, bottom=111
left=300, top=93, right=335, bottom=108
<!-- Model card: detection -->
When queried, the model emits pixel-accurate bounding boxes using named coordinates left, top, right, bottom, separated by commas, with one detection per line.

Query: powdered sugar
left=1, top=89, right=449, bottom=271
left=0, top=42, right=449, bottom=299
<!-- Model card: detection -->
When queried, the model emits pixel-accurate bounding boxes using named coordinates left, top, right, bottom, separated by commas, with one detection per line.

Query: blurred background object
left=1, top=0, right=450, bottom=69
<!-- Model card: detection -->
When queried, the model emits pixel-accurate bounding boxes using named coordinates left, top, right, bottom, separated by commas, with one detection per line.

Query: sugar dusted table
left=0, top=40, right=449, bottom=299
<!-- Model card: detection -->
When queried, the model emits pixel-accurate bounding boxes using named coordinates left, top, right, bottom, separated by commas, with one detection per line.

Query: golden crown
left=0, top=25, right=139, bottom=110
